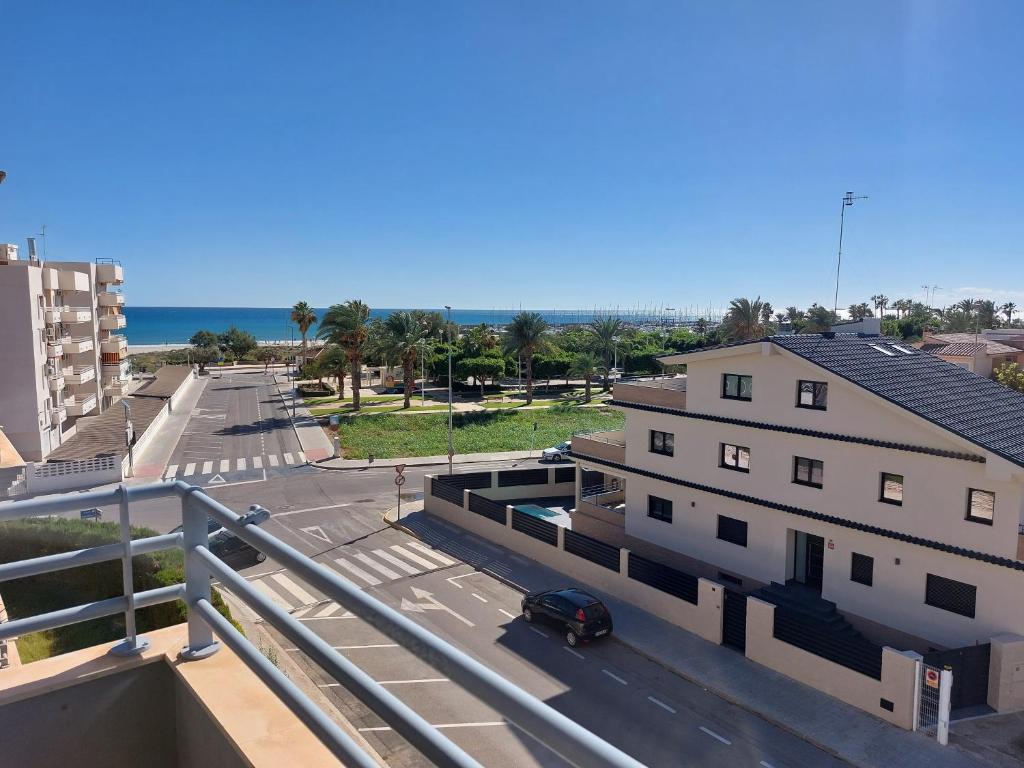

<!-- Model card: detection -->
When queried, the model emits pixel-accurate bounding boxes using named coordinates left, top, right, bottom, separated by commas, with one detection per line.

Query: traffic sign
left=925, top=668, right=939, bottom=689
left=395, top=463, right=406, bottom=475
left=395, top=475, right=406, bottom=487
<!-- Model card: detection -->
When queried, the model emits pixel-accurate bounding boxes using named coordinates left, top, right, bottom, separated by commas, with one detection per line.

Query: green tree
left=995, top=362, right=1024, bottom=393
left=847, top=302, right=874, bottom=320
left=319, top=345, right=348, bottom=400
left=533, top=354, right=571, bottom=391
left=290, top=301, right=318, bottom=361
left=759, top=302, right=774, bottom=326
left=722, top=297, right=766, bottom=341
left=587, top=316, right=624, bottom=392
left=191, top=346, right=220, bottom=371
left=318, top=301, right=371, bottom=408
left=1002, top=302, right=1017, bottom=325
left=804, top=304, right=837, bottom=333
left=870, top=294, right=889, bottom=316
left=382, top=311, right=429, bottom=408
left=503, top=312, right=549, bottom=405
left=218, top=326, right=257, bottom=359
left=694, top=318, right=708, bottom=338
left=457, top=356, right=505, bottom=397
left=254, top=346, right=276, bottom=373
left=569, top=350, right=601, bottom=403
left=190, top=329, right=219, bottom=348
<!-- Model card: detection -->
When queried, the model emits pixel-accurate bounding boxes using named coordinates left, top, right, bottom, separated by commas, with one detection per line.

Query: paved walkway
left=276, top=375, right=335, bottom=462
left=129, top=375, right=207, bottom=482
left=315, top=449, right=542, bottom=470
left=385, top=501, right=994, bottom=768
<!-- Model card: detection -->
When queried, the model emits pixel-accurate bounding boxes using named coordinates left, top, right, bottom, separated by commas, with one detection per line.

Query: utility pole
left=419, top=339, right=426, bottom=407
left=445, top=306, right=454, bottom=475
left=833, top=191, right=868, bottom=318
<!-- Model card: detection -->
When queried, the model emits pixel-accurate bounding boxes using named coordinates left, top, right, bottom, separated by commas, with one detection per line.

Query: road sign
left=80, top=508, right=102, bottom=521
left=395, top=463, right=406, bottom=475
left=394, top=475, right=406, bottom=487
left=448, top=449, right=455, bottom=459
left=925, top=668, right=939, bottom=689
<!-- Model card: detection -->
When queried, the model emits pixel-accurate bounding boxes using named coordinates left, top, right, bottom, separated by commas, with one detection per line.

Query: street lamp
left=418, top=338, right=427, bottom=407
left=445, top=306, right=454, bottom=475
left=121, top=401, right=134, bottom=477
left=833, top=191, right=868, bottom=318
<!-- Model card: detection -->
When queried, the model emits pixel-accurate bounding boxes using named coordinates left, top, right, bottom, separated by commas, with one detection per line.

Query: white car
left=541, top=441, right=572, bottom=462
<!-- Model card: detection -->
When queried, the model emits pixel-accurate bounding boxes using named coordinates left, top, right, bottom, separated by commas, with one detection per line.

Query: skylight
left=892, top=345, right=916, bottom=355
left=869, top=344, right=896, bottom=357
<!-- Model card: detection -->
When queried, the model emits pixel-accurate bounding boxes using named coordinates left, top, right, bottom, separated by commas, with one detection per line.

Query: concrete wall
left=988, top=633, right=1024, bottom=713
left=425, top=476, right=723, bottom=644
left=745, top=597, right=921, bottom=730
left=24, top=455, right=122, bottom=493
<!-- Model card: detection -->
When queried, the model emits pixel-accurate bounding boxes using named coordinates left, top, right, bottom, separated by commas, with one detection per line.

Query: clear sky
left=2, top=1, right=1022, bottom=313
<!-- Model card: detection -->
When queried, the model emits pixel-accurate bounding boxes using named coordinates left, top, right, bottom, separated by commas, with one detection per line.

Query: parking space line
left=219, top=459, right=230, bottom=472
left=334, top=558, right=383, bottom=586
left=313, top=602, right=343, bottom=618
left=373, top=549, right=421, bottom=575
left=602, top=669, right=627, bottom=685
left=202, top=461, right=213, bottom=474
left=407, top=541, right=457, bottom=566
left=699, top=726, right=731, bottom=746
left=389, top=545, right=437, bottom=570
left=563, top=646, right=584, bottom=659
left=353, top=553, right=401, bottom=581
left=498, top=609, right=518, bottom=620
left=237, top=458, right=247, bottom=471
left=183, top=463, right=196, bottom=476
left=270, top=573, right=318, bottom=605
left=471, top=593, right=488, bottom=603
left=647, top=696, right=676, bottom=714
left=529, top=627, right=548, bottom=638
left=268, top=454, right=280, bottom=467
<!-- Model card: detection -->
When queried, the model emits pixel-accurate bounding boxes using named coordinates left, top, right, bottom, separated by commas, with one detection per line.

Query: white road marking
left=759, top=762, right=777, bottom=768
left=299, top=525, right=332, bottom=543
left=471, top=593, right=488, bottom=603
left=275, top=503, right=350, bottom=518
left=297, top=451, right=306, bottom=463
left=376, top=678, right=448, bottom=685
left=699, top=726, right=732, bottom=746
left=407, top=541, right=456, bottom=565
left=358, top=722, right=506, bottom=732
left=529, top=627, right=549, bottom=638
left=648, top=696, right=676, bottom=714
left=202, top=461, right=213, bottom=474
left=183, top=462, right=196, bottom=476
left=498, top=609, right=518, bottom=620
left=299, top=613, right=356, bottom=621
left=288, top=643, right=399, bottom=652
left=444, top=572, right=483, bottom=588
left=252, top=579, right=294, bottom=611
left=313, top=602, right=343, bottom=618
left=207, top=474, right=226, bottom=485
left=602, top=669, right=627, bottom=685
left=291, top=605, right=315, bottom=619
left=389, top=545, right=437, bottom=570
left=563, top=646, right=584, bottom=659
left=270, top=573, right=318, bottom=605
left=283, top=452, right=294, bottom=465
left=372, top=549, right=421, bottom=575
left=237, top=457, right=246, bottom=470
left=252, top=456, right=263, bottom=469
left=219, top=459, right=230, bottom=472
left=334, top=558, right=383, bottom=586
left=164, top=464, right=178, bottom=479
left=268, top=454, right=280, bottom=467
left=354, top=553, right=401, bottom=580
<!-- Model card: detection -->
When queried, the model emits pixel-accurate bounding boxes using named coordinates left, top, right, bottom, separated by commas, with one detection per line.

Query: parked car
left=521, top=588, right=612, bottom=646
left=540, top=441, right=572, bottom=462
left=170, top=515, right=268, bottom=567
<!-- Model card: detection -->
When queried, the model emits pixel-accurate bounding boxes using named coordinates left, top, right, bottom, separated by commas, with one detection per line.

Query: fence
left=0, top=482, right=642, bottom=768
left=511, top=509, right=559, bottom=546
left=467, top=492, right=506, bottom=524
left=627, top=552, right=699, bottom=604
left=772, top=605, right=883, bottom=680
left=564, top=530, right=619, bottom=572
left=25, top=455, right=122, bottom=494
left=498, top=468, right=549, bottom=487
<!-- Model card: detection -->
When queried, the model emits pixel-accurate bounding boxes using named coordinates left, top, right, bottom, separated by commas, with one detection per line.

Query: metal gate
left=923, top=643, right=991, bottom=711
left=722, top=589, right=747, bottom=652
left=918, top=662, right=942, bottom=731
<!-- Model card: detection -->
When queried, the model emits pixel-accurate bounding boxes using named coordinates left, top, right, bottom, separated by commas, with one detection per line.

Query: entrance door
left=793, top=532, right=825, bottom=591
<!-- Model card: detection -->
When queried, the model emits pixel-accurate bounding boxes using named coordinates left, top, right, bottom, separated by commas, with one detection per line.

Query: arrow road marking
left=300, top=525, right=332, bottom=544
left=401, top=587, right=475, bottom=626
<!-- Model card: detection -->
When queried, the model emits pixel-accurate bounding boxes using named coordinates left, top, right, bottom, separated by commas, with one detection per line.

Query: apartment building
left=0, top=243, right=128, bottom=462
left=571, top=332, right=1024, bottom=651
left=917, top=331, right=1022, bottom=377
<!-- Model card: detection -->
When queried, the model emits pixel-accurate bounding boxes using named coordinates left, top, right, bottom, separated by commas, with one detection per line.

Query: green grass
left=311, top=402, right=448, bottom=417
left=304, top=394, right=403, bottom=407
left=337, top=406, right=624, bottom=459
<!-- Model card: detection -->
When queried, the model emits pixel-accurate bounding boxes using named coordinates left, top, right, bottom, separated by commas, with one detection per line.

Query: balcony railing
left=612, top=376, right=687, bottom=410
left=0, top=483, right=641, bottom=768
left=572, top=430, right=627, bottom=464
left=63, top=336, right=94, bottom=354
left=67, top=365, right=96, bottom=385
left=64, top=394, right=97, bottom=416
left=97, top=291, right=125, bottom=307
left=99, top=314, right=127, bottom=330
left=61, top=306, right=93, bottom=323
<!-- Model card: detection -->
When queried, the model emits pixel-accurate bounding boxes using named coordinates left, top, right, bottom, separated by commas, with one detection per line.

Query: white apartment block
left=571, top=332, right=1024, bottom=653
left=0, top=242, right=128, bottom=462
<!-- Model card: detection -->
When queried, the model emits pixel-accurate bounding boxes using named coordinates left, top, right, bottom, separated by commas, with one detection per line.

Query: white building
left=0, top=242, right=127, bottom=462
left=571, top=332, right=1024, bottom=652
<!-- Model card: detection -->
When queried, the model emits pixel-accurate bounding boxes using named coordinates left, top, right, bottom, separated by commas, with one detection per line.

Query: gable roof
left=919, top=342, right=987, bottom=357
left=925, top=332, right=1020, bottom=356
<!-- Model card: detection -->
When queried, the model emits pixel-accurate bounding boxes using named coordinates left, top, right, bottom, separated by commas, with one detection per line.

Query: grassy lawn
left=337, top=406, right=624, bottom=459
left=305, top=394, right=403, bottom=407
left=311, top=402, right=448, bottom=417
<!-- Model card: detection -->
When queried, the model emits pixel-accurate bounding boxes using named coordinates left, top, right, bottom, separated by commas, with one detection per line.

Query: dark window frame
left=965, top=488, right=994, bottom=526
left=850, top=552, right=874, bottom=586
left=719, top=442, right=750, bottom=473
left=716, top=515, right=748, bottom=547
left=649, top=430, right=675, bottom=457
left=793, top=456, right=824, bottom=489
left=647, top=495, right=673, bottom=523
left=925, top=573, right=977, bottom=619
left=721, top=373, right=753, bottom=402
left=879, top=472, right=904, bottom=506
left=796, top=380, right=828, bottom=410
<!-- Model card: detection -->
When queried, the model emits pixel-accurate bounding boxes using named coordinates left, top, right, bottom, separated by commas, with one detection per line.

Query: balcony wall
left=61, top=307, right=92, bottom=324
left=100, top=314, right=127, bottom=330
left=96, top=263, right=124, bottom=284
left=65, top=395, right=97, bottom=416
left=613, top=377, right=687, bottom=410
left=64, top=337, right=94, bottom=354
left=97, top=292, right=125, bottom=307
left=101, top=336, right=128, bottom=355
left=67, top=366, right=96, bottom=385
left=57, top=270, right=90, bottom=292
left=572, top=430, right=626, bottom=464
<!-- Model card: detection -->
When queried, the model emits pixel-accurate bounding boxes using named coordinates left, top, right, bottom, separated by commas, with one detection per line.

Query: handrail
left=0, top=482, right=643, bottom=768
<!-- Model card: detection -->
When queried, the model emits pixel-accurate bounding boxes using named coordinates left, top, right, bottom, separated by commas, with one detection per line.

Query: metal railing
left=0, top=482, right=642, bottom=768
left=573, top=429, right=627, bottom=446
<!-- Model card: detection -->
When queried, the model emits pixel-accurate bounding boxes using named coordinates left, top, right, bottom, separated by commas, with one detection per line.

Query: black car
left=170, top=517, right=267, bottom=567
left=521, top=588, right=612, bottom=647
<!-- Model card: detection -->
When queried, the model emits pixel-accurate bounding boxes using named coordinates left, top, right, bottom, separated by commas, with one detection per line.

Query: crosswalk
left=164, top=451, right=306, bottom=479
left=241, top=542, right=457, bottom=617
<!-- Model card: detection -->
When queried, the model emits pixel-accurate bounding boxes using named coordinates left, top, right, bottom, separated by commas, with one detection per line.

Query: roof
left=47, top=396, right=166, bottom=462
left=770, top=334, right=1024, bottom=469
left=133, top=365, right=192, bottom=399
left=919, top=342, right=987, bottom=357
left=925, top=333, right=1020, bottom=356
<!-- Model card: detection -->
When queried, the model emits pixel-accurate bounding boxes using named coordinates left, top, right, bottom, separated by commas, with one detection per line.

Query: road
left=114, top=376, right=846, bottom=767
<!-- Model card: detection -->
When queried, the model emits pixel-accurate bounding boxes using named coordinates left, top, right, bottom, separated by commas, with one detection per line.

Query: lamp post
left=833, top=191, right=868, bottom=318
left=121, top=401, right=134, bottom=477
left=445, top=306, right=454, bottom=474
left=418, top=338, right=427, bottom=407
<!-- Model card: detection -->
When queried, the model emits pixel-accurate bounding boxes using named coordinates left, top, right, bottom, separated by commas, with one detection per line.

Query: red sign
left=395, top=463, right=406, bottom=475
left=827, top=539, right=835, bottom=550
left=925, top=669, right=939, bottom=689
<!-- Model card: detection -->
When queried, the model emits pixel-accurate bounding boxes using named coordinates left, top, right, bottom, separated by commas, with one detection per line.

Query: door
left=793, top=532, right=825, bottom=591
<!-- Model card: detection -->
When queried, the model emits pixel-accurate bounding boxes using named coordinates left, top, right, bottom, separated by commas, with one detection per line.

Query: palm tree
left=290, top=301, right=318, bottom=362
left=975, top=300, right=998, bottom=329
left=870, top=294, right=890, bottom=316
left=569, top=351, right=601, bottom=403
left=804, top=304, right=836, bottom=333
left=317, top=301, right=371, bottom=409
left=694, top=318, right=708, bottom=338
left=381, top=311, right=430, bottom=409
left=722, top=297, right=766, bottom=341
left=1003, top=302, right=1017, bottom=324
left=956, top=298, right=975, bottom=316
left=847, top=302, right=873, bottom=320
left=759, top=302, right=774, bottom=327
left=587, top=316, right=624, bottom=392
left=319, top=345, right=347, bottom=401
left=504, top=312, right=549, bottom=405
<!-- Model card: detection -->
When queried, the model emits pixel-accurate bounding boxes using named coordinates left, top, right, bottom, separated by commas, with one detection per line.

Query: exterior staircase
left=0, top=467, right=26, bottom=499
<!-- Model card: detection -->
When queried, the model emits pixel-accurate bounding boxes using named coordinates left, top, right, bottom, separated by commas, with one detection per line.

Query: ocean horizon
left=121, top=306, right=699, bottom=345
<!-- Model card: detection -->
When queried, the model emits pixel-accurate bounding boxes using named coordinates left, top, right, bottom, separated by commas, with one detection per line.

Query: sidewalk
left=385, top=502, right=996, bottom=768
left=275, top=376, right=334, bottom=462
left=129, top=375, right=208, bottom=482
left=314, top=449, right=540, bottom=470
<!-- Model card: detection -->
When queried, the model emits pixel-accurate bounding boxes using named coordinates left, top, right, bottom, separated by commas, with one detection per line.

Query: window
left=796, top=380, right=828, bottom=410
left=647, top=495, right=673, bottom=523
left=722, top=373, right=752, bottom=401
left=793, top=457, right=824, bottom=488
left=966, top=489, right=994, bottom=525
left=717, top=515, right=748, bottom=547
left=720, top=443, right=750, bottom=472
left=925, top=574, right=976, bottom=618
left=879, top=473, right=903, bottom=505
left=850, top=553, right=874, bottom=586
left=649, top=430, right=674, bottom=456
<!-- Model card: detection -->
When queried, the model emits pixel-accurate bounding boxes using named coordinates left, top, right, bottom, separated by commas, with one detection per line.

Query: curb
left=314, top=453, right=547, bottom=472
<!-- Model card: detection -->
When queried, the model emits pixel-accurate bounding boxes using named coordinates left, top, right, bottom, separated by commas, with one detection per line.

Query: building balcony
left=97, top=291, right=125, bottom=307
left=612, top=376, right=687, bottom=410
left=44, top=306, right=62, bottom=324
left=96, top=262, right=124, bottom=285
left=67, top=366, right=96, bottom=385
left=40, top=268, right=59, bottom=291
left=99, top=313, right=127, bottom=331
left=57, top=270, right=90, bottom=292
left=48, top=371, right=65, bottom=390
left=572, top=429, right=626, bottom=464
left=49, top=407, right=67, bottom=426
left=63, top=336, right=94, bottom=354
left=61, top=306, right=93, bottom=324
left=101, top=335, right=128, bottom=355
left=64, top=394, right=97, bottom=416
left=46, top=341, right=63, bottom=358
left=103, top=377, right=128, bottom=397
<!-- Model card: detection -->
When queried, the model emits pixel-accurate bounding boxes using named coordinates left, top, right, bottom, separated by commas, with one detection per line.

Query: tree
left=892, top=299, right=913, bottom=319
left=254, top=346, right=276, bottom=373
left=291, top=301, right=318, bottom=361
left=319, top=346, right=348, bottom=401
left=975, top=300, right=998, bottom=329
left=995, top=362, right=1024, bottom=393
left=569, top=351, right=601, bottom=403
left=382, top=311, right=429, bottom=409
left=847, top=303, right=874, bottom=320
left=190, top=329, right=219, bottom=348
left=460, top=323, right=498, bottom=358
left=694, top=318, right=708, bottom=338
left=587, top=316, right=625, bottom=392
left=1002, top=302, right=1017, bottom=325
left=503, top=312, right=549, bottom=405
left=759, top=302, right=774, bottom=326
left=318, top=301, right=371, bottom=408
left=870, top=294, right=889, bottom=316
left=804, top=304, right=837, bottom=333
left=457, top=356, right=505, bottom=397
left=191, top=346, right=220, bottom=371
left=722, top=297, right=766, bottom=341
left=218, top=326, right=257, bottom=359
left=533, top=354, right=571, bottom=392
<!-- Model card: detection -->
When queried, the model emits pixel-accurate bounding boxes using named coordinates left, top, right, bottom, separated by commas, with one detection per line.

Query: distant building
left=917, top=331, right=1022, bottom=377
left=0, top=242, right=128, bottom=461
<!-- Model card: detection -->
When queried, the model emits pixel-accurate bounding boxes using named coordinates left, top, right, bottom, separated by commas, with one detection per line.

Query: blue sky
left=2, top=1, right=1022, bottom=313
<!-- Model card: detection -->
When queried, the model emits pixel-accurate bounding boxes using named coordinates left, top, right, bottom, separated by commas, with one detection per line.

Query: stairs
left=0, top=467, right=26, bottom=499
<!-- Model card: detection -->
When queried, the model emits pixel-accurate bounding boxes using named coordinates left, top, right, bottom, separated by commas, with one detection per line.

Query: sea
left=122, top=307, right=685, bottom=345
